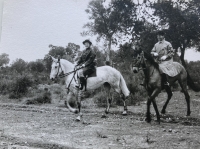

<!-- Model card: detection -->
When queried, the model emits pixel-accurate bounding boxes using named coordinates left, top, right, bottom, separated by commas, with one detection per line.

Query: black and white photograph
left=0, top=0, right=200, bottom=148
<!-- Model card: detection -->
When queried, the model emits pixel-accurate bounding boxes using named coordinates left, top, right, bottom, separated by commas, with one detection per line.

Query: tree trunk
left=180, top=46, right=200, bottom=91
left=105, top=38, right=111, bottom=65
left=180, top=46, right=186, bottom=67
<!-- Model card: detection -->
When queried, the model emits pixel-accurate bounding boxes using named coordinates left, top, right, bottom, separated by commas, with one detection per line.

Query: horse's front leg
left=65, top=92, right=78, bottom=113
left=76, top=90, right=83, bottom=121
left=146, top=88, right=161, bottom=124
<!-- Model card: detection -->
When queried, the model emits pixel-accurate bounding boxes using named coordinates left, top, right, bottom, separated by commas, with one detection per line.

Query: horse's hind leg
left=76, top=90, right=83, bottom=121
left=178, top=80, right=191, bottom=116
left=114, top=87, right=128, bottom=115
left=120, top=94, right=128, bottom=115
left=104, top=82, right=112, bottom=114
left=161, top=86, right=173, bottom=114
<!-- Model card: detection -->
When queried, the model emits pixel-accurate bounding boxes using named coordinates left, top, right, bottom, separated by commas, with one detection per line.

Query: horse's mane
left=143, top=51, right=159, bottom=70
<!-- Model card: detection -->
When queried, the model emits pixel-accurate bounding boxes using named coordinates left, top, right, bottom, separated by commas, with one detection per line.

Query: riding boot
left=79, top=77, right=86, bottom=90
left=161, top=73, right=170, bottom=86
left=75, top=79, right=80, bottom=89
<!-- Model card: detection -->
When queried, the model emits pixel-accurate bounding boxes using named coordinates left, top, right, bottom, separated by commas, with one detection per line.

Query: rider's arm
left=166, top=43, right=174, bottom=59
left=84, top=51, right=96, bottom=66
left=76, top=52, right=84, bottom=66
left=151, top=45, right=158, bottom=56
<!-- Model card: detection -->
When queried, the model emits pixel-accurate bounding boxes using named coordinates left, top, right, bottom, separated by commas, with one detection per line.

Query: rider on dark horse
left=75, top=39, right=96, bottom=90
left=151, top=31, right=175, bottom=86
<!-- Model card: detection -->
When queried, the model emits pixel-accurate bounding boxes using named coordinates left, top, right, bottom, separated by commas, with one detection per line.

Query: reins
left=55, top=60, right=83, bottom=94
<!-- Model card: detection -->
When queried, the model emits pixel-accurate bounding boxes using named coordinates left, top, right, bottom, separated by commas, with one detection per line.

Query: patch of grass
left=25, top=88, right=52, bottom=104
left=96, top=131, right=108, bottom=138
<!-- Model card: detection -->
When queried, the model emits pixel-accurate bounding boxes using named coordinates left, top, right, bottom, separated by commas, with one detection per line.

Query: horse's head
left=132, top=50, right=159, bottom=73
left=49, top=55, right=63, bottom=81
left=132, top=50, right=145, bottom=73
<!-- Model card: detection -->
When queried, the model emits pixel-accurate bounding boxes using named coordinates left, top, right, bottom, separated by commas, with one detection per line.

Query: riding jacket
left=151, top=39, right=174, bottom=62
left=151, top=39, right=180, bottom=77
left=77, top=47, right=96, bottom=76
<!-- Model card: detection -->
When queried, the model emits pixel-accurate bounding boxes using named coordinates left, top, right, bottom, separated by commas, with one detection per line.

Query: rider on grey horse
left=75, top=39, right=96, bottom=90
left=151, top=31, right=175, bottom=86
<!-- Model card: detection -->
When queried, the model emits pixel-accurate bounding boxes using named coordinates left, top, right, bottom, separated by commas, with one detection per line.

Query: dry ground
left=0, top=90, right=200, bottom=149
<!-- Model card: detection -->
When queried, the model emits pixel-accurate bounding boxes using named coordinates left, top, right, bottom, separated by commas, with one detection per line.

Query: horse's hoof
left=161, top=109, right=165, bottom=114
left=186, top=111, right=191, bottom=116
left=155, top=118, right=161, bottom=124
left=122, top=111, right=127, bottom=116
left=145, top=117, right=151, bottom=123
left=74, top=109, right=79, bottom=114
left=105, top=110, right=109, bottom=114
left=76, top=116, right=81, bottom=121
left=101, top=114, right=107, bottom=118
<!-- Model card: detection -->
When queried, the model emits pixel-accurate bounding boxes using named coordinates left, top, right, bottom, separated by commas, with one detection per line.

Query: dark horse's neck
left=142, top=52, right=160, bottom=84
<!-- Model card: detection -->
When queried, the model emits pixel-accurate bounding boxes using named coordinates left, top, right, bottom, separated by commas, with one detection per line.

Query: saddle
left=78, top=67, right=97, bottom=91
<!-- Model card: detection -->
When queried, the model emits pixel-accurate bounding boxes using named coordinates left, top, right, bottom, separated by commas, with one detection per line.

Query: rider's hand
left=160, top=55, right=167, bottom=60
left=81, top=64, right=85, bottom=68
left=151, top=52, right=158, bottom=57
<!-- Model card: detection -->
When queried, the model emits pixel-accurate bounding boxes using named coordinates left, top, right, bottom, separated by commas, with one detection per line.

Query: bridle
left=132, top=51, right=155, bottom=79
left=55, top=58, right=64, bottom=79
left=53, top=58, right=83, bottom=93
left=132, top=51, right=146, bottom=71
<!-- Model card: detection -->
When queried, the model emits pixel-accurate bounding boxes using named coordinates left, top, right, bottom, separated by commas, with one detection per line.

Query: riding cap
left=157, top=30, right=165, bottom=36
left=83, top=39, right=92, bottom=45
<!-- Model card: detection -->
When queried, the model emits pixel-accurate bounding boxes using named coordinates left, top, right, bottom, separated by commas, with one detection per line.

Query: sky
left=0, top=0, right=199, bottom=64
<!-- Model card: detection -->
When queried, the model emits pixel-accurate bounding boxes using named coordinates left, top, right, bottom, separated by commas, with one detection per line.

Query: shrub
left=0, top=79, right=11, bottom=95
left=26, top=88, right=52, bottom=104
left=9, top=75, right=33, bottom=99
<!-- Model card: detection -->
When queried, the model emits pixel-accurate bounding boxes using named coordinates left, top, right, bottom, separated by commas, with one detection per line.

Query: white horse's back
left=87, top=66, right=130, bottom=97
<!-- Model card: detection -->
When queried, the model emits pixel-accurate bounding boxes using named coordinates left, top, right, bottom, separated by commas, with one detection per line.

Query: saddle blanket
left=159, top=60, right=184, bottom=77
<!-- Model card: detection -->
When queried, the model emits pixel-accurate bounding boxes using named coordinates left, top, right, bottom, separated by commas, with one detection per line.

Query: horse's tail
left=187, top=71, right=200, bottom=92
left=119, top=74, right=130, bottom=97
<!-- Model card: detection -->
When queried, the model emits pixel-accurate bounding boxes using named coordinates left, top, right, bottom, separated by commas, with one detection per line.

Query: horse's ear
left=58, top=55, right=61, bottom=62
left=141, top=51, right=144, bottom=56
left=48, top=55, right=57, bottom=62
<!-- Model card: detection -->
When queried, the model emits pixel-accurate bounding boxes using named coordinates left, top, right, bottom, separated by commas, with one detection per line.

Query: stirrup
left=75, top=85, right=80, bottom=89
left=164, top=82, right=170, bottom=86
left=140, top=83, right=145, bottom=86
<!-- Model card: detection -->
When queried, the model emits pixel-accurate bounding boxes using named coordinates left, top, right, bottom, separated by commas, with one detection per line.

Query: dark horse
left=132, top=50, right=199, bottom=123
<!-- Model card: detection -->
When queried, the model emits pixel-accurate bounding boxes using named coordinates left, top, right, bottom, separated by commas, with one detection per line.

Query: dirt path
left=0, top=91, right=200, bottom=149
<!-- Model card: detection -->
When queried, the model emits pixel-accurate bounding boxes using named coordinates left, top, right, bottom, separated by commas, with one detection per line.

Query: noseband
left=55, top=58, right=64, bottom=78
left=132, top=52, right=146, bottom=71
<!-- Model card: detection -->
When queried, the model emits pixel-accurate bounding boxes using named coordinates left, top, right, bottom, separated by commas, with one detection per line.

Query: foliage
left=48, top=45, right=66, bottom=58
left=150, top=0, right=200, bottom=65
left=10, top=58, right=27, bottom=74
left=82, top=0, right=138, bottom=61
left=26, top=88, right=52, bottom=104
left=0, top=53, right=10, bottom=67
left=27, top=60, right=45, bottom=73
left=93, top=46, right=106, bottom=66
left=187, top=60, right=200, bottom=85
left=9, top=75, right=33, bottom=99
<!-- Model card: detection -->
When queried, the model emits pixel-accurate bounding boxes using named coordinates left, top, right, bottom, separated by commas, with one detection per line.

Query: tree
left=82, top=0, right=137, bottom=64
left=152, top=0, right=200, bottom=67
left=92, top=46, right=106, bottom=66
left=0, top=53, right=10, bottom=67
left=65, top=42, right=80, bottom=62
left=27, top=60, right=45, bottom=73
left=11, top=58, right=27, bottom=74
left=48, top=44, right=66, bottom=58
